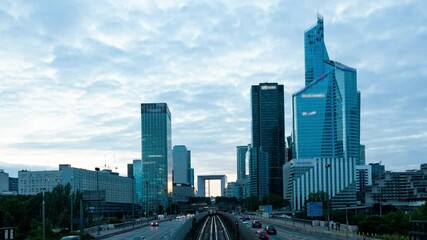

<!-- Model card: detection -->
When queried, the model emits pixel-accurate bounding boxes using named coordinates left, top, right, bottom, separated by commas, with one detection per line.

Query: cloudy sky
left=1, top=0, right=426, bottom=194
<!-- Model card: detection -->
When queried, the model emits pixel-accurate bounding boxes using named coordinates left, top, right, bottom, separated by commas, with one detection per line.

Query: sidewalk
left=84, top=218, right=153, bottom=239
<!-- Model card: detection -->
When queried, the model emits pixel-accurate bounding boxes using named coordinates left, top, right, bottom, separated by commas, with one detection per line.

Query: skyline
left=1, top=0, right=426, bottom=194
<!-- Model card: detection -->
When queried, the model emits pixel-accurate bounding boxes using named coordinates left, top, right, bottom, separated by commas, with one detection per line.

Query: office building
left=0, top=170, right=9, bottom=193
left=173, top=145, right=190, bottom=185
left=283, top=157, right=356, bottom=210
left=140, top=103, right=172, bottom=212
left=18, top=170, right=61, bottom=194
left=355, top=165, right=372, bottom=192
left=249, top=146, right=269, bottom=198
left=172, top=145, right=194, bottom=202
left=370, top=162, right=385, bottom=180
left=290, top=15, right=361, bottom=208
left=237, top=145, right=249, bottom=180
left=366, top=164, right=427, bottom=207
left=250, top=82, right=286, bottom=197
left=133, top=160, right=142, bottom=203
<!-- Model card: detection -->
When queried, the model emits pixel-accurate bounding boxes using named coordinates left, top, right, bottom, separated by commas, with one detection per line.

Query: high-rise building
left=304, top=13, right=330, bottom=86
left=172, top=145, right=194, bottom=202
left=289, top=15, right=361, bottom=209
left=173, top=145, right=190, bottom=184
left=237, top=145, right=249, bottom=180
left=140, top=103, right=172, bottom=213
left=294, top=14, right=360, bottom=164
left=250, top=82, right=286, bottom=197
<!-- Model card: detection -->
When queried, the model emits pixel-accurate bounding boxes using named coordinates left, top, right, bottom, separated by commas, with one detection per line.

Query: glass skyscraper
left=236, top=145, right=249, bottom=180
left=140, top=103, right=172, bottom=213
left=293, top=15, right=361, bottom=163
left=251, top=83, right=286, bottom=197
left=290, top=15, right=361, bottom=208
left=173, top=145, right=190, bottom=184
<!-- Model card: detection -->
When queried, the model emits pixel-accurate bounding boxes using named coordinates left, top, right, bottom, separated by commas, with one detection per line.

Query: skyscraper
left=289, top=15, right=361, bottom=208
left=141, top=103, right=172, bottom=213
left=251, top=82, right=286, bottom=197
left=236, top=145, right=249, bottom=180
left=294, top=14, right=360, bottom=162
left=304, top=13, right=330, bottom=86
left=173, top=145, right=190, bottom=184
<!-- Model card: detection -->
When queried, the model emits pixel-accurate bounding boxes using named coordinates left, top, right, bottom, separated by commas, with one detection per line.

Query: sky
left=1, top=0, right=426, bottom=195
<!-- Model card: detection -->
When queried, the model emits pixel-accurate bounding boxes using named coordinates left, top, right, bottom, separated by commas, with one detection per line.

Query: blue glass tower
left=304, top=14, right=330, bottom=86
left=141, top=103, right=172, bottom=214
left=293, top=15, right=360, bottom=163
left=290, top=15, right=361, bottom=208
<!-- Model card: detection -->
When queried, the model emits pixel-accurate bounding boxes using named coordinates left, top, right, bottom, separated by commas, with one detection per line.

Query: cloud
left=0, top=0, right=426, bottom=184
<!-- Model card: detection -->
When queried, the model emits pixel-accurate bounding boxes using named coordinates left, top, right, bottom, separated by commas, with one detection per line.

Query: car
left=252, top=220, right=262, bottom=228
left=265, top=225, right=277, bottom=235
left=241, top=215, right=251, bottom=221
left=256, top=230, right=269, bottom=240
left=150, top=221, right=159, bottom=227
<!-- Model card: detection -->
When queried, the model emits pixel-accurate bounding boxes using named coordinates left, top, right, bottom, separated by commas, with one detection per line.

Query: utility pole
left=325, top=163, right=331, bottom=231
left=95, top=167, right=100, bottom=235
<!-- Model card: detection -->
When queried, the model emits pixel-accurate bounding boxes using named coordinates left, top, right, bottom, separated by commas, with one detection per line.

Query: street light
left=42, top=188, right=46, bottom=240
left=131, top=176, right=135, bottom=229
left=325, top=163, right=331, bottom=231
left=95, top=167, right=100, bottom=235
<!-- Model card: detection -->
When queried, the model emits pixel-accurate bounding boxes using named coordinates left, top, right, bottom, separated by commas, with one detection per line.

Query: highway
left=103, top=216, right=190, bottom=240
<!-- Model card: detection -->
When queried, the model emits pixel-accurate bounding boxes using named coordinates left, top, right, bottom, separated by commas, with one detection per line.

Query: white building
left=18, top=170, right=61, bottom=195
left=19, top=164, right=133, bottom=204
left=283, top=157, right=356, bottom=211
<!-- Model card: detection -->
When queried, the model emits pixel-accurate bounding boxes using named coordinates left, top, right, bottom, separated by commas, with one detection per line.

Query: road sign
left=307, top=202, right=323, bottom=217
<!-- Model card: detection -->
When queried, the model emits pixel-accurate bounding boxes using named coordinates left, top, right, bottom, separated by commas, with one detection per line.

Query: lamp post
left=70, top=176, right=74, bottom=233
left=42, top=188, right=46, bottom=240
left=325, top=163, right=331, bottom=231
left=95, top=167, right=100, bottom=235
left=131, top=176, right=135, bottom=229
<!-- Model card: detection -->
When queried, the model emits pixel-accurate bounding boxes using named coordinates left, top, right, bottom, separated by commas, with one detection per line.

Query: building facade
left=18, top=170, right=61, bottom=195
left=0, top=170, right=9, bottom=193
left=290, top=15, right=361, bottom=209
left=283, top=157, right=356, bottom=210
left=18, top=164, right=133, bottom=204
left=237, top=145, right=249, bottom=181
left=140, top=103, right=172, bottom=212
left=366, top=164, right=427, bottom=206
left=251, top=82, right=286, bottom=197
left=173, top=145, right=190, bottom=185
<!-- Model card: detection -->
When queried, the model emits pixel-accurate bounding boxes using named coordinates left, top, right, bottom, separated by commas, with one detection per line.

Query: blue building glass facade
left=304, top=14, right=330, bottom=86
left=251, top=83, right=286, bottom=197
left=141, top=103, right=172, bottom=213
left=133, top=159, right=142, bottom=203
left=294, top=16, right=361, bottom=163
left=290, top=16, right=361, bottom=208
left=237, top=145, right=248, bottom=180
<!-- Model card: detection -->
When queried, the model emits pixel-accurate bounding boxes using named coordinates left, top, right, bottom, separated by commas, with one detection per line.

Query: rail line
left=197, top=214, right=231, bottom=240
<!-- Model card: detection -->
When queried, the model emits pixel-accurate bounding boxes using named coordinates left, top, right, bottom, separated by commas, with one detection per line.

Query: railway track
left=197, top=214, right=231, bottom=240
